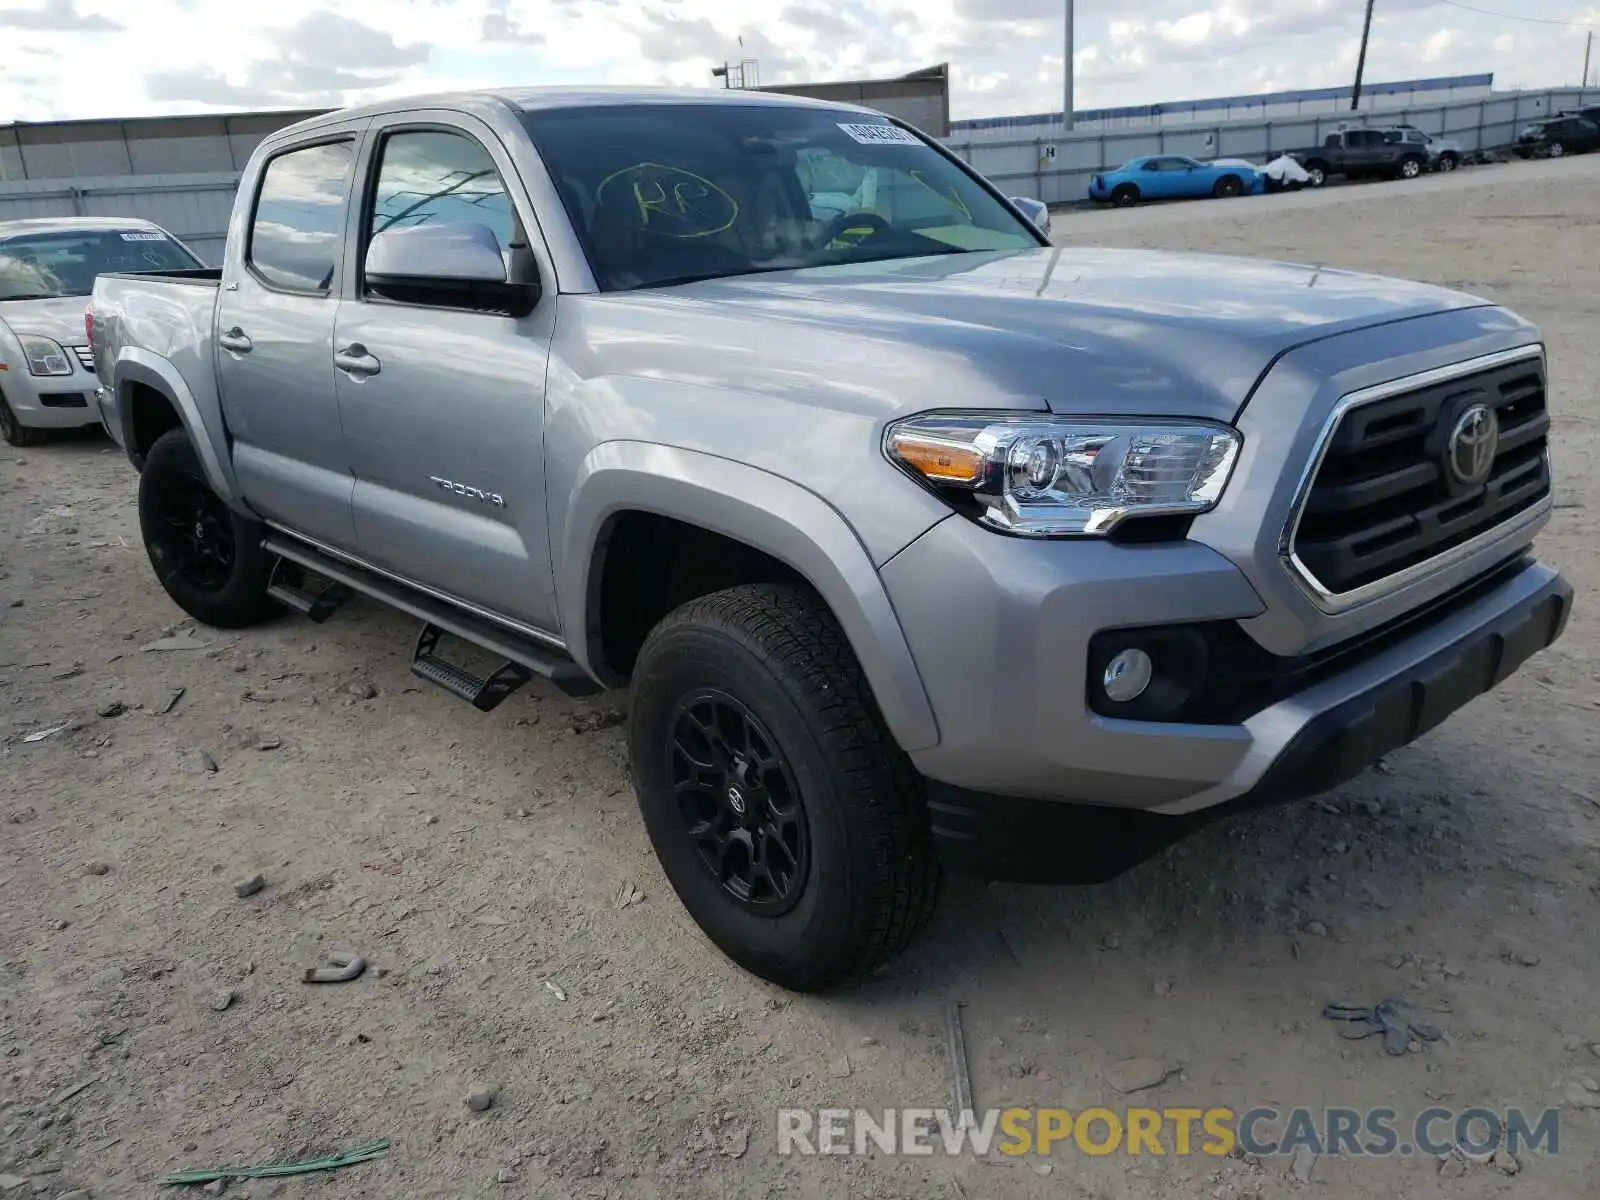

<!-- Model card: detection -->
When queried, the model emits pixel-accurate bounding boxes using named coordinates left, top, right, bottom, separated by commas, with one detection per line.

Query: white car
left=1211, top=155, right=1311, bottom=190
left=0, top=217, right=206, bottom=446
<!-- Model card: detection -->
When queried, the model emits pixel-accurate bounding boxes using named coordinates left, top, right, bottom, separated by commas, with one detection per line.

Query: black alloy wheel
left=669, top=689, right=810, bottom=915
left=153, top=468, right=237, bottom=590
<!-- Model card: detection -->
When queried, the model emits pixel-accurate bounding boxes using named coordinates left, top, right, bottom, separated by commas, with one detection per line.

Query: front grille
left=70, top=344, right=94, bottom=373
left=1290, top=355, right=1550, bottom=597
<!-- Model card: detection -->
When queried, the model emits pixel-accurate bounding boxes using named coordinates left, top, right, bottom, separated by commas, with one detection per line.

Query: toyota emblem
left=1446, top=403, right=1499, bottom=487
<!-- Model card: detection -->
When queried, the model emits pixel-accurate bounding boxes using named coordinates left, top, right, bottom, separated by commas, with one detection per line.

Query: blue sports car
left=1087, top=155, right=1264, bottom=207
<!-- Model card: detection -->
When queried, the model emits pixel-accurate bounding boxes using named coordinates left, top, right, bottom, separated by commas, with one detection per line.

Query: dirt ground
left=3, top=156, right=1599, bottom=1200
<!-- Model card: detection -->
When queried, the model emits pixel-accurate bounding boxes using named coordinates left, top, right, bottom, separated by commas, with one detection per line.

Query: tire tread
left=638, top=583, right=938, bottom=989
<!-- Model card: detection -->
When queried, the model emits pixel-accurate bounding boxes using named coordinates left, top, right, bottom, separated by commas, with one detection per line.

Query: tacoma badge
left=428, top=476, right=505, bottom=507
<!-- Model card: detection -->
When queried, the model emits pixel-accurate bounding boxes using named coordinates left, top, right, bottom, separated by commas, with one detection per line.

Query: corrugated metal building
left=0, top=110, right=321, bottom=262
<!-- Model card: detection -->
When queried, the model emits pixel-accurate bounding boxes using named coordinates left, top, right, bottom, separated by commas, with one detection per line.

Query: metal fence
left=948, top=86, right=1600, bottom=205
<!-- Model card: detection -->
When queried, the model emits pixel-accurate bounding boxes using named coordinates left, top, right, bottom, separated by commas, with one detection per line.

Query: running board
left=261, top=535, right=601, bottom=699
left=411, top=623, right=531, bottom=712
left=266, top=557, right=352, bottom=624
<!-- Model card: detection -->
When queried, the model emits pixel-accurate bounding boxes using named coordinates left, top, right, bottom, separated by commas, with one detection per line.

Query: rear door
left=217, top=125, right=366, bottom=546
left=332, top=111, right=562, bottom=636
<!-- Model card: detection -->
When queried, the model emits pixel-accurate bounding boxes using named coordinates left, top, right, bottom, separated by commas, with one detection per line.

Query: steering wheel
left=814, top=211, right=890, bottom=249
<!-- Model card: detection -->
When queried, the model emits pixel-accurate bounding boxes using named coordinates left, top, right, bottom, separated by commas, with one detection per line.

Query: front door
left=217, top=130, right=364, bottom=548
left=333, top=114, right=561, bottom=636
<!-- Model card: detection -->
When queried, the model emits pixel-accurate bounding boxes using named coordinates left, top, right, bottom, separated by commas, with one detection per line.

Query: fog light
left=1102, top=648, right=1153, bottom=703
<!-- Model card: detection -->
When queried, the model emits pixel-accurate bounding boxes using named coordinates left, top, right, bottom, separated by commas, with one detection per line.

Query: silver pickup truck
left=90, top=86, right=1572, bottom=992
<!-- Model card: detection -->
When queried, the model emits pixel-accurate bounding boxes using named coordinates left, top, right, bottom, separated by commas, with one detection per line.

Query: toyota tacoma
left=89, top=87, right=1571, bottom=991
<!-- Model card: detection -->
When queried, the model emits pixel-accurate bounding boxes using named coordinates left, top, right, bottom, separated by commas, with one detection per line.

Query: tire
left=1548, top=142, right=1565, bottom=158
left=1438, top=153, right=1459, bottom=172
left=1110, top=184, right=1140, bottom=207
left=628, top=583, right=939, bottom=992
left=1305, top=163, right=1328, bottom=187
left=137, top=428, right=278, bottom=629
left=0, top=388, right=48, bottom=448
left=1399, top=156, right=1423, bottom=179
left=1212, top=175, right=1243, bottom=199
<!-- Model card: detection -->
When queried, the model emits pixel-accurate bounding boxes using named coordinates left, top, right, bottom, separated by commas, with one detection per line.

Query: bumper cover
left=930, top=564, right=1571, bottom=883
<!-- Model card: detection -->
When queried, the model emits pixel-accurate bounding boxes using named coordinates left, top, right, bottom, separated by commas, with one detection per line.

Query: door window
left=365, top=128, right=515, bottom=275
left=247, top=140, right=354, bottom=294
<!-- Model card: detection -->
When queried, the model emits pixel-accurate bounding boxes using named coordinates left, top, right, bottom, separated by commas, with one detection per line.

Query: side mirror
left=365, top=222, right=540, bottom=317
left=1009, top=196, right=1050, bottom=235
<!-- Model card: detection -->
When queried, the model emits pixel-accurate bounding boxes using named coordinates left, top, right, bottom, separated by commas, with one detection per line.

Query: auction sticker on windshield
left=119, top=232, right=167, bottom=242
left=837, top=123, right=922, bottom=147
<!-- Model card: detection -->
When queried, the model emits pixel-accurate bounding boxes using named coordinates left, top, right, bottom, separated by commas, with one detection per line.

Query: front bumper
left=922, top=559, right=1570, bottom=882
left=0, top=362, right=103, bottom=430
left=882, top=511, right=1569, bottom=812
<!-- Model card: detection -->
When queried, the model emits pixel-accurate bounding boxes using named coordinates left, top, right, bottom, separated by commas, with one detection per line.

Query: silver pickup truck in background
left=90, top=87, right=1571, bottom=992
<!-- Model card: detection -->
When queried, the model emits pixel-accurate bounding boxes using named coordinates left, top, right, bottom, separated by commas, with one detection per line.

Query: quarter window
left=248, top=140, right=354, bottom=294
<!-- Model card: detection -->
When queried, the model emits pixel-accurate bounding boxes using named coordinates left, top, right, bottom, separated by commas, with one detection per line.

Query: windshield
left=0, top=228, right=201, bottom=300
left=521, top=103, right=1042, bottom=291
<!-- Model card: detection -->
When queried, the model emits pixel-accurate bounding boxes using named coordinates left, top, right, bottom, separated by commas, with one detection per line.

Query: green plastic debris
left=161, top=1138, right=390, bottom=1186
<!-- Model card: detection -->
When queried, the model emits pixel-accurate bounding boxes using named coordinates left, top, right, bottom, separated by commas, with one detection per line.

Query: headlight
left=885, top=412, right=1241, bottom=537
left=20, top=335, right=72, bottom=377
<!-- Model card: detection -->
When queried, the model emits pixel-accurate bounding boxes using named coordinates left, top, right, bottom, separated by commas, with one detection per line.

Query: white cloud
left=0, top=0, right=1593, bottom=124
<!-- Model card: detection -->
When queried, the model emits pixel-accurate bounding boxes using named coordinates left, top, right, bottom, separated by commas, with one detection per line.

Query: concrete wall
left=949, top=87, right=1600, bottom=205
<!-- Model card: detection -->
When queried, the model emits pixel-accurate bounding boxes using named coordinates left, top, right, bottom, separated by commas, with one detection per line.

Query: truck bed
left=91, top=267, right=224, bottom=473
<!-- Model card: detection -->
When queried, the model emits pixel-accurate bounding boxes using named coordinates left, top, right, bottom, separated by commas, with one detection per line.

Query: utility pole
left=1584, top=30, right=1593, bottom=89
left=1063, top=0, right=1074, bottom=131
left=1351, top=0, right=1376, bottom=111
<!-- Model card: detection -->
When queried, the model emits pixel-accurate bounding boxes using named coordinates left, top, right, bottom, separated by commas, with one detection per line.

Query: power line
left=1433, top=0, right=1597, bottom=27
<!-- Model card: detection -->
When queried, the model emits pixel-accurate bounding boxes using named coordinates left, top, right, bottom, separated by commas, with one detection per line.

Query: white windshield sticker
left=119, top=231, right=166, bottom=242
left=837, top=122, right=921, bottom=147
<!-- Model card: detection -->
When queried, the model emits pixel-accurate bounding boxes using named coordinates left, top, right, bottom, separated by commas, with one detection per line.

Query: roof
left=502, top=84, right=875, bottom=113
left=0, top=215, right=166, bottom=235
left=273, top=84, right=877, bottom=140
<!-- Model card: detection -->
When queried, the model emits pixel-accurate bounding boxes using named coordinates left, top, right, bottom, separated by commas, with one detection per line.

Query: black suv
left=1515, top=115, right=1600, bottom=158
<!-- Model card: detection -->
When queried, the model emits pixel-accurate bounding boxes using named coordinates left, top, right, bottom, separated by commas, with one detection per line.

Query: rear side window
left=248, top=140, right=354, bottom=294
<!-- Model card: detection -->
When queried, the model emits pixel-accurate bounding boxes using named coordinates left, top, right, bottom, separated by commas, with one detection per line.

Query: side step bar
left=266, top=557, right=352, bottom=624
left=411, top=623, right=531, bottom=712
left=261, top=535, right=602, bottom=699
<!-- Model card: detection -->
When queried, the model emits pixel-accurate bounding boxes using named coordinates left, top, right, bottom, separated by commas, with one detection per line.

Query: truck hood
left=0, top=295, right=90, bottom=345
left=577, top=247, right=1488, bottom=422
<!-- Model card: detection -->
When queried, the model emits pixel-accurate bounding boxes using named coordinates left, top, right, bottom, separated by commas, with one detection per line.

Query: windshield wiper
left=0, top=293, right=64, bottom=302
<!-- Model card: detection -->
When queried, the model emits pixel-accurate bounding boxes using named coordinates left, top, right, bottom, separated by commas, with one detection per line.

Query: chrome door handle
left=219, top=327, right=252, bottom=353
left=334, top=344, right=381, bottom=377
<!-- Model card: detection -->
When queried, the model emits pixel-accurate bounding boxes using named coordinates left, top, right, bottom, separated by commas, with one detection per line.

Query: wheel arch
left=115, top=349, right=242, bottom=508
left=558, top=441, right=941, bottom=753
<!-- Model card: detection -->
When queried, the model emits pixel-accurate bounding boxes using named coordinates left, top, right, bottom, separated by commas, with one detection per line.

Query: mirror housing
left=1009, top=196, right=1051, bottom=236
left=365, top=222, right=540, bottom=317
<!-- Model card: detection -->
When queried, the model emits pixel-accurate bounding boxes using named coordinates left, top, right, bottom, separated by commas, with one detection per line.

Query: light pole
left=1063, top=0, right=1074, bottom=131
left=1351, top=0, right=1376, bottom=111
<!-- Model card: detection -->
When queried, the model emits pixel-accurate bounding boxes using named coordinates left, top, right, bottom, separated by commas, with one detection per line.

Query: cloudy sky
left=2, top=0, right=1597, bottom=124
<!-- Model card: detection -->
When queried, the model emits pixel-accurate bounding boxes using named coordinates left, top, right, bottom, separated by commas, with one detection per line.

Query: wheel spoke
left=666, top=689, right=810, bottom=916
